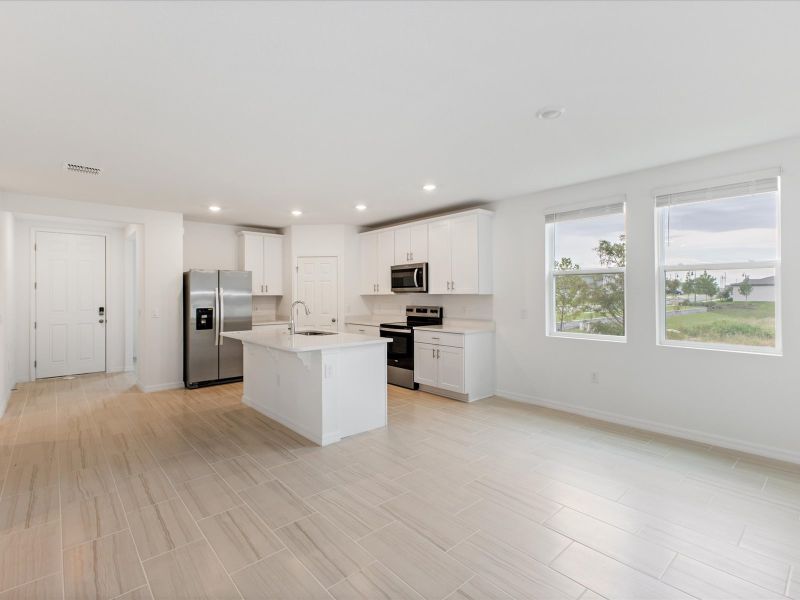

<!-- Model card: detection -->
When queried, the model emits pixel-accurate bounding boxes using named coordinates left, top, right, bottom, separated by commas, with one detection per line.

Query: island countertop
left=222, top=329, right=390, bottom=353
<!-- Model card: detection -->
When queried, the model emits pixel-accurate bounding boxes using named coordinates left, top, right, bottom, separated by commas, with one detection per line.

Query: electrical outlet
left=591, top=371, right=600, bottom=384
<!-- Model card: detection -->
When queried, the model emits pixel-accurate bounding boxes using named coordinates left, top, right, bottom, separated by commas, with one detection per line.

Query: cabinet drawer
left=345, top=324, right=380, bottom=337
left=414, top=330, right=463, bottom=348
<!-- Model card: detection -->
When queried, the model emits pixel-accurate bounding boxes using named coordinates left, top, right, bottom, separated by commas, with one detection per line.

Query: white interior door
left=35, top=232, right=106, bottom=378
left=296, top=257, right=338, bottom=331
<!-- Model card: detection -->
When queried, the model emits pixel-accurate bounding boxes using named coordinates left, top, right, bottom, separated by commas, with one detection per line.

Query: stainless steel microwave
left=391, top=263, right=428, bottom=293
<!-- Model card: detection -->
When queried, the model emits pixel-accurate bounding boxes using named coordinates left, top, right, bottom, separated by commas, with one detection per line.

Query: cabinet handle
left=432, top=348, right=435, bottom=358
left=437, top=349, right=440, bottom=359
left=446, top=281, right=450, bottom=291
left=451, top=281, right=455, bottom=291
left=265, top=284, right=268, bottom=293
left=410, top=252, right=413, bottom=261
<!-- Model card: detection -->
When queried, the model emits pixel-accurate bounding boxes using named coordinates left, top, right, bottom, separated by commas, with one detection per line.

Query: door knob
left=331, top=318, right=337, bottom=323
left=99, top=319, right=105, bottom=323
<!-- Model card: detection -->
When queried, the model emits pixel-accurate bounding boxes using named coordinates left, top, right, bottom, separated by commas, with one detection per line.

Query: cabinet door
left=262, top=236, right=283, bottom=295
left=409, top=224, right=428, bottom=263
left=427, top=219, right=451, bottom=294
left=436, top=345, right=465, bottom=393
left=413, top=343, right=438, bottom=386
left=360, top=233, right=378, bottom=295
left=376, top=230, right=395, bottom=294
left=449, top=215, right=479, bottom=294
left=394, top=227, right=411, bottom=264
left=242, top=234, right=265, bottom=294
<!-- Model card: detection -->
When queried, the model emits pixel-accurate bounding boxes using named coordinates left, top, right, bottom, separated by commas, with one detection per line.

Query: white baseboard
left=137, top=381, right=184, bottom=393
left=106, top=365, right=125, bottom=374
left=495, top=388, right=800, bottom=466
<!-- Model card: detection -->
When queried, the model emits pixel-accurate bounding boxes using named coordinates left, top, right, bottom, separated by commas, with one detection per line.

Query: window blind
left=545, top=202, right=624, bottom=224
left=655, top=176, right=779, bottom=208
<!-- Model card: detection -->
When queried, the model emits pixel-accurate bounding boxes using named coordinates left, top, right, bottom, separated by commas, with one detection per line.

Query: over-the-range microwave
left=391, top=263, right=428, bottom=293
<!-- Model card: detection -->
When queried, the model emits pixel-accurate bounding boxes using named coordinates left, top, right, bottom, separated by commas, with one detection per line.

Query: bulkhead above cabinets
left=238, top=231, right=284, bottom=295
left=359, top=208, right=493, bottom=296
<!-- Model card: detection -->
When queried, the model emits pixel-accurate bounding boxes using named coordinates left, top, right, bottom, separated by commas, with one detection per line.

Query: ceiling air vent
left=64, top=162, right=102, bottom=176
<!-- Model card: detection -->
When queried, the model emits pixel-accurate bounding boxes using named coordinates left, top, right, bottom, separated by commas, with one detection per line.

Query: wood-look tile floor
left=0, top=374, right=798, bottom=599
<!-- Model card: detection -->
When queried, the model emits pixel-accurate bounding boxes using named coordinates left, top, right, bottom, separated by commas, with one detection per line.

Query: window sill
left=657, top=339, right=781, bottom=356
left=547, top=332, right=627, bottom=344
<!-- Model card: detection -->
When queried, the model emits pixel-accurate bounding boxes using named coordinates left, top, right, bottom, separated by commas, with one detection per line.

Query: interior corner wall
left=0, top=192, right=184, bottom=392
left=0, top=210, right=15, bottom=414
left=491, top=136, right=800, bottom=463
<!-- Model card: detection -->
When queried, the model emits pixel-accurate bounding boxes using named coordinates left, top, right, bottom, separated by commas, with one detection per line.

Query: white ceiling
left=1, top=1, right=799, bottom=228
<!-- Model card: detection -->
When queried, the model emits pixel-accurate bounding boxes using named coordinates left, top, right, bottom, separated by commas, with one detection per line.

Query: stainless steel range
left=380, top=305, right=443, bottom=389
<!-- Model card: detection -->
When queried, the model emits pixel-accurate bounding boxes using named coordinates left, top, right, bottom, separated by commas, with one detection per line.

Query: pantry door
left=296, top=257, right=338, bottom=331
left=35, top=231, right=106, bottom=378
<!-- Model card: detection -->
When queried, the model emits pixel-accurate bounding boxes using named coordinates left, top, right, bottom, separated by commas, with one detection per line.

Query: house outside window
left=655, top=171, right=780, bottom=353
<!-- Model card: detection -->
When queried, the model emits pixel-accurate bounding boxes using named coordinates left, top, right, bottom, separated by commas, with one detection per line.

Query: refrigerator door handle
left=214, top=287, right=220, bottom=346
left=219, top=287, right=225, bottom=345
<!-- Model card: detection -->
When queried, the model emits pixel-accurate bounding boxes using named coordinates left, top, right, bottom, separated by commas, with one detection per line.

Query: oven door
left=391, top=263, right=427, bottom=293
left=380, top=326, right=414, bottom=370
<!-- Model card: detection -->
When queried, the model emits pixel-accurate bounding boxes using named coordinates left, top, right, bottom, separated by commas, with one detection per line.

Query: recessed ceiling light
left=291, top=210, right=303, bottom=217
left=355, top=204, right=367, bottom=211
left=422, top=183, right=437, bottom=192
left=536, top=106, right=565, bottom=120
left=208, top=205, right=221, bottom=213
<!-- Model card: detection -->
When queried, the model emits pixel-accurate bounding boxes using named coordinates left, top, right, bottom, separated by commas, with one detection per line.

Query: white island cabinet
left=222, top=329, right=389, bottom=446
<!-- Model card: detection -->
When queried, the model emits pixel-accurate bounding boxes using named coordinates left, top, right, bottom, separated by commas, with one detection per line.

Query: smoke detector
left=64, top=162, right=102, bottom=176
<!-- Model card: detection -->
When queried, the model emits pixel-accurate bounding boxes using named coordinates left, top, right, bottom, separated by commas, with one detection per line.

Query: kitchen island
left=222, top=329, right=389, bottom=446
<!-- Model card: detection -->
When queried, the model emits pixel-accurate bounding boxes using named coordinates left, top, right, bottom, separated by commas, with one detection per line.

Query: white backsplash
left=362, top=294, right=494, bottom=320
left=253, top=295, right=279, bottom=321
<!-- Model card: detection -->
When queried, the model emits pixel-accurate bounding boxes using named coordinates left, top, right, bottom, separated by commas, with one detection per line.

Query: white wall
left=0, top=192, right=184, bottom=392
left=363, top=294, right=493, bottom=320
left=0, top=210, right=15, bottom=413
left=13, top=217, right=127, bottom=381
left=280, top=225, right=369, bottom=325
left=491, top=136, right=800, bottom=462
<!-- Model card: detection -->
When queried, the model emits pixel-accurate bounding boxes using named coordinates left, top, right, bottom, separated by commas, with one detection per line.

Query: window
left=656, top=172, right=780, bottom=352
left=546, top=201, right=626, bottom=339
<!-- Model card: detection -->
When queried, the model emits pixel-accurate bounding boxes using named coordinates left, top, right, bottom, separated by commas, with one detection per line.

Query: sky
left=553, top=191, right=778, bottom=271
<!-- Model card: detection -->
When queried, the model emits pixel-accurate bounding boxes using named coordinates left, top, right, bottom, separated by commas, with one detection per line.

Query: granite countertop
left=222, top=329, right=390, bottom=353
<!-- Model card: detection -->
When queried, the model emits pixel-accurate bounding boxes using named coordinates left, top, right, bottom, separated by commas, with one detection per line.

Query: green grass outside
left=665, top=301, right=775, bottom=347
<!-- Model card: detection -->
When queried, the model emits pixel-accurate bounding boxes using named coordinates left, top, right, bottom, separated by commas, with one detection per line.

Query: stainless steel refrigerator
left=183, top=270, right=252, bottom=388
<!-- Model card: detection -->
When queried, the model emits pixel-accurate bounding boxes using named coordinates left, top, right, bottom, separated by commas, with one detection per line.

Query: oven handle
left=380, top=327, right=412, bottom=334
left=413, top=268, right=419, bottom=288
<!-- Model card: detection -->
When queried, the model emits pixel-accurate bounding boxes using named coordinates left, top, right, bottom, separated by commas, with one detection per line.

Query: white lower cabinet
left=414, top=329, right=494, bottom=401
left=344, top=324, right=380, bottom=337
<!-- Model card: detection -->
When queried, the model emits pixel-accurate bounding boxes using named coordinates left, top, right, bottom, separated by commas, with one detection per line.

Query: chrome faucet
left=289, top=300, right=310, bottom=334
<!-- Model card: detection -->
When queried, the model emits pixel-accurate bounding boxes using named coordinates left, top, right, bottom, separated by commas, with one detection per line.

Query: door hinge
left=34, top=360, right=37, bottom=368
left=34, top=281, right=37, bottom=290
left=34, top=321, right=37, bottom=329
left=34, top=243, right=37, bottom=251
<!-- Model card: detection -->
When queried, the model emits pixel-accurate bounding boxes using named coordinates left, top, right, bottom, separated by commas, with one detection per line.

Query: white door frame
left=29, top=228, right=110, bottom=380
left=294, top=256, right=340, bottom=331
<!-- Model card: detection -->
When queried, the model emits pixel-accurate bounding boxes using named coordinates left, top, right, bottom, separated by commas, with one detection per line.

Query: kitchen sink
left=294, top=330, right=338, bottom=336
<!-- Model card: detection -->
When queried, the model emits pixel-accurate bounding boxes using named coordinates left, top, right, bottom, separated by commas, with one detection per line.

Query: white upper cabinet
left=427, top=219, right=452, bottom=294
left=360, top=232, right=378, bottom=295
left=360, top=230, right=395, bottom=295
left=360, top=209, right=492, bottom=296
left=394, top=223, right=428, bottom=264
left=238, top=232, right=283, bottom=295
left=428, top=212, right=492, bottom=295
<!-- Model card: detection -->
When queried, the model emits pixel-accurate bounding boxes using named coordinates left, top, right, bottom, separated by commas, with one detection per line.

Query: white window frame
left=654, top=171, right=782, bottom=355
left=545, top=199, right=627, bottom=342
